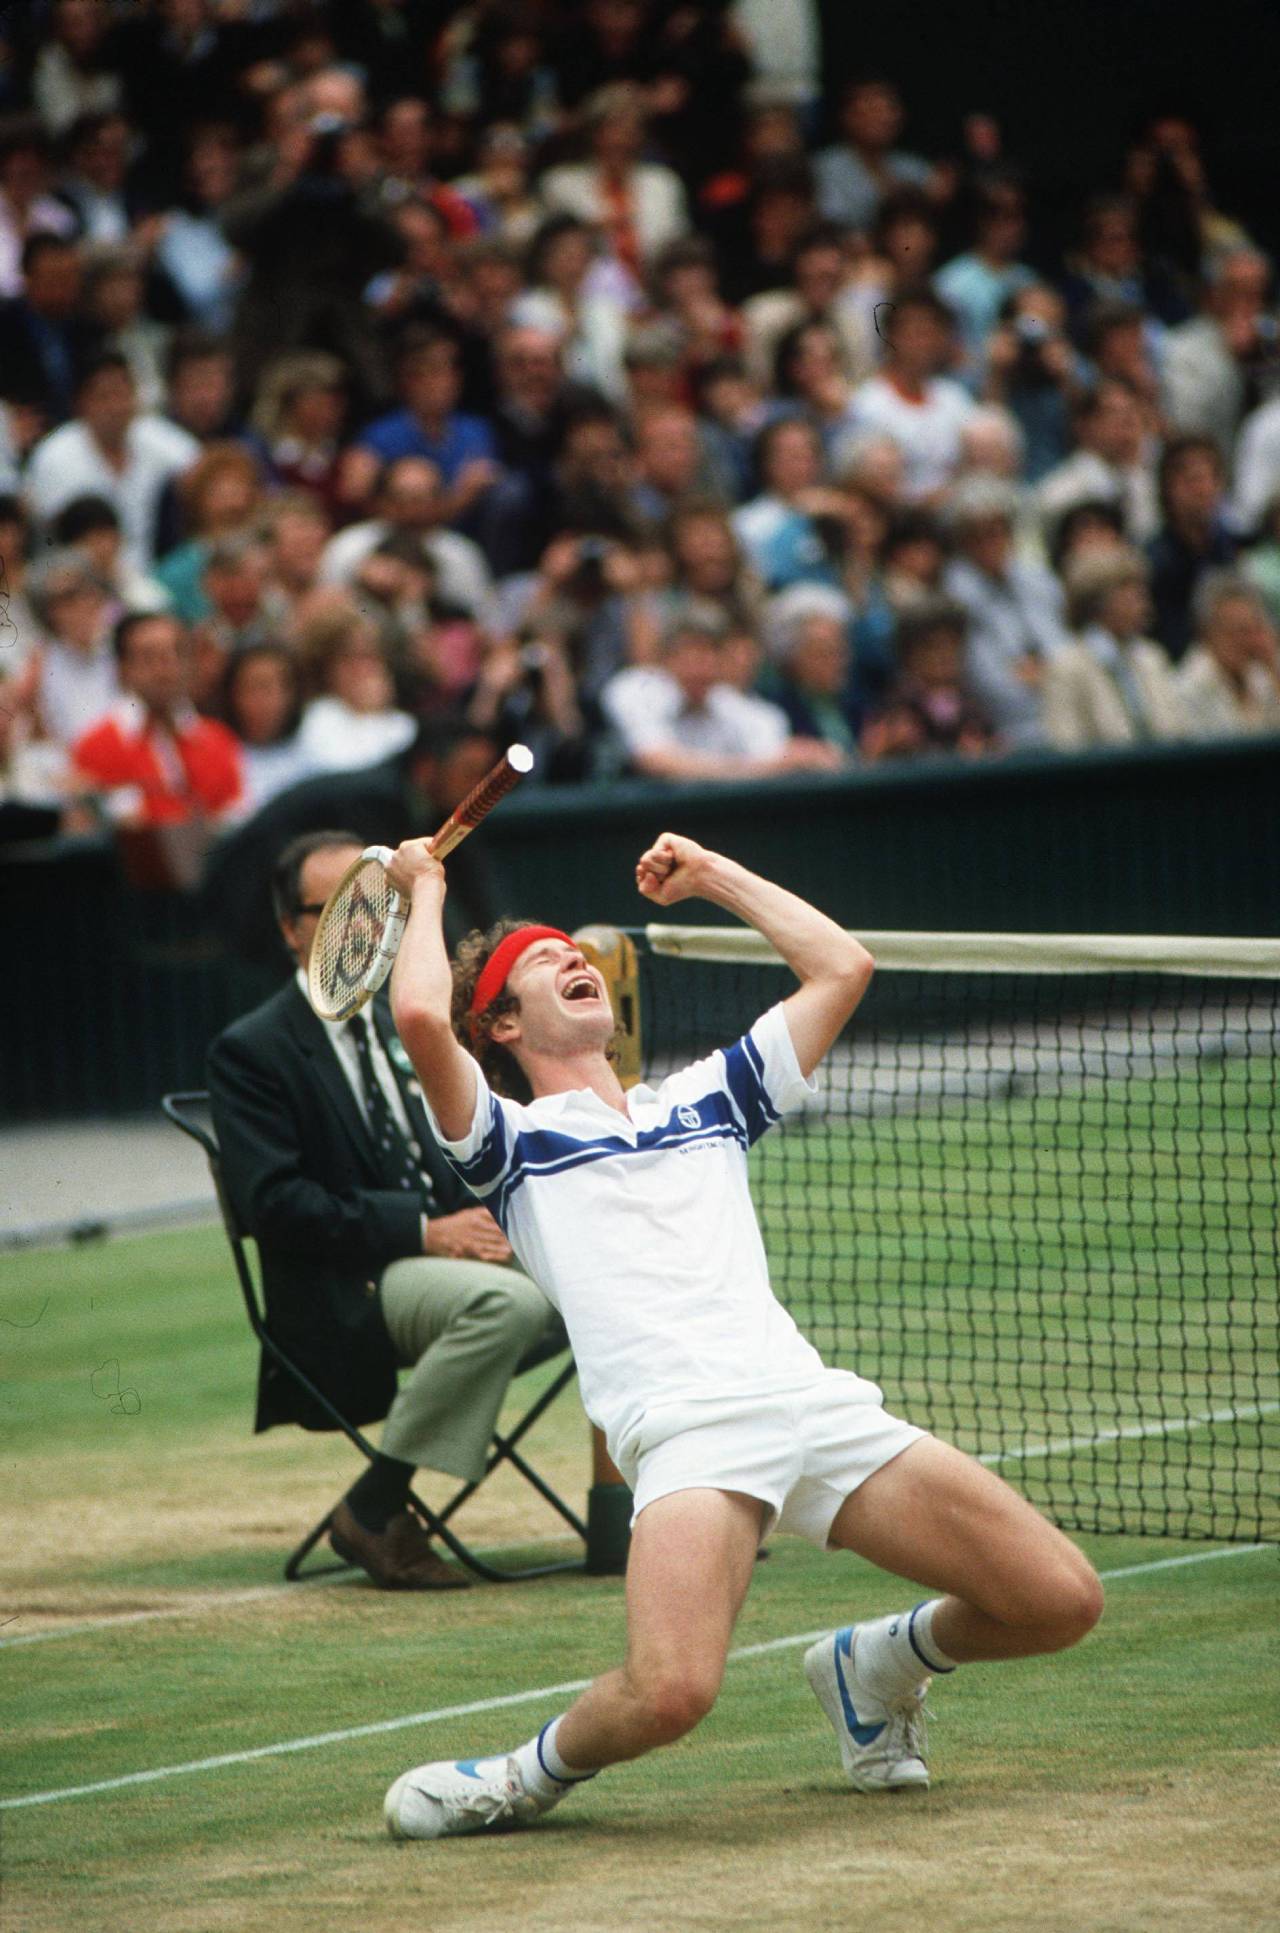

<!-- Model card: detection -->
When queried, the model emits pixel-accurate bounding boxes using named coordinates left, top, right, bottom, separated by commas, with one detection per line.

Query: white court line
left=979, top=1400, right=1279, bottom=1468
left=6, top=1403, right=1274, bottom=1654
left=3, top=1541, right=1270, bottom=1814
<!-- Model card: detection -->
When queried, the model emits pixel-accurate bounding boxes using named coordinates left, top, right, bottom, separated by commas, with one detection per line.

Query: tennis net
left=621, top=925, right=1280, bottom=1543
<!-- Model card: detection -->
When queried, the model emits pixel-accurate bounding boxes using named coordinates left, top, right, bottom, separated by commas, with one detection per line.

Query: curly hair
left=450, top=918, right=539, bottom=1102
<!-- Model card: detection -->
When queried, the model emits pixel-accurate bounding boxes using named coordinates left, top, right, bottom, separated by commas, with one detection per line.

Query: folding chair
left=162, top=1090, right=588, bottom=1583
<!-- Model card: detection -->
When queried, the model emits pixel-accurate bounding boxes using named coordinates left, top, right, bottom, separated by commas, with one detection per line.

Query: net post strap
left=643, top=925, right=1280, bottom=981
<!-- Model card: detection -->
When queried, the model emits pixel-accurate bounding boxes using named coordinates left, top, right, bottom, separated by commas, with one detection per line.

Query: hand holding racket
left=307, top=744, right=533, bottom=1021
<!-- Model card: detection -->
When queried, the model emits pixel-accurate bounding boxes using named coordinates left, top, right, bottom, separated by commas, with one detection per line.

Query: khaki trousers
left=377, top=1258, right=556, bottom=1483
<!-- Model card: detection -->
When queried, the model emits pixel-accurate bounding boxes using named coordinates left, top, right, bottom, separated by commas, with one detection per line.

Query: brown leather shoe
left=329, top=1499, right=471, bottom=1590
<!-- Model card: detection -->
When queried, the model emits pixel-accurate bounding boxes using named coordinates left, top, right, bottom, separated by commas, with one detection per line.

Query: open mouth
left=561, top=973, right=602, bottom=1004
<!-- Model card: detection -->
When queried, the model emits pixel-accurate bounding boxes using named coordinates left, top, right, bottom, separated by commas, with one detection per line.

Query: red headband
left=469, top=925, right=574, bottom=1028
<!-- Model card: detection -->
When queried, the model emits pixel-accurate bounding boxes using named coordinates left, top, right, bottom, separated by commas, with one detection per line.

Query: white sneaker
left=804, top=1625, right=931, bottom=1793
left=384, top=1755, right=565, bottom=1840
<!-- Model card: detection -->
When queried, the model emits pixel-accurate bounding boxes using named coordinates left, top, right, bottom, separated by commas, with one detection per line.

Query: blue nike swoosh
left=832, top=1632, right=886, bottom=1746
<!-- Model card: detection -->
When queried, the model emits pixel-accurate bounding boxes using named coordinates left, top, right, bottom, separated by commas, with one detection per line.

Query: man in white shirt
left=379, top=831, right=1102, bottom=1837
left=601, top=609, right=840, bottom=781
left=24, top=350, right=199, bottom=570
left=846, top=290, right=975, bottom=502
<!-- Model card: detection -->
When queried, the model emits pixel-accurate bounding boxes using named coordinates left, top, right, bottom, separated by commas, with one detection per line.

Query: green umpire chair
left=161, top=1090, right=589, bottom=1583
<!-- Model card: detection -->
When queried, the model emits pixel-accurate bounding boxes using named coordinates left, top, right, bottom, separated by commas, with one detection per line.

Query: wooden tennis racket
left=307, top=743, right=534, bottom=1021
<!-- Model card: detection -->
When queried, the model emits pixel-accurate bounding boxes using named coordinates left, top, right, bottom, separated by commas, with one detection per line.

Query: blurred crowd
left=2, top=0, right=1280, bottom=853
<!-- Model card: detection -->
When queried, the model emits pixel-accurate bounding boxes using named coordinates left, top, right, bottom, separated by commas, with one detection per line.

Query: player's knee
left=636, top=1666, right=720, bottom=1744
left=1034, top=1555, right=1104, bottom=1649
left=1054, top=1560, right=1104, bottom=1646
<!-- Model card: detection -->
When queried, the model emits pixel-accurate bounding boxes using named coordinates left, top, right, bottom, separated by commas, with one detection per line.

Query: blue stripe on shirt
left=495, top=1117, right=744, bottom=1219
left=451, top=1093, right=511, bottom=1193
left=722, top=1034, right=779, bottom=1146
left=440, top=1061, right=784, bottom=1221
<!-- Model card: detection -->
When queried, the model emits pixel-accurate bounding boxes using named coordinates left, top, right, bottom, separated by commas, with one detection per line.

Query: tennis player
left=381, top=831, right=1103, bottom=1837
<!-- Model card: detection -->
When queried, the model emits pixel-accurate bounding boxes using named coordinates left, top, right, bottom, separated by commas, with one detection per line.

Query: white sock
left=511, top=1716, right=598, bottom=1800
left=852, top=1601, right=958, bottom=1707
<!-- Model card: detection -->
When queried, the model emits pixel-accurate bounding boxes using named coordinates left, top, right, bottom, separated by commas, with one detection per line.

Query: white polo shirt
left=427, top=1003, right=876, bottom=1465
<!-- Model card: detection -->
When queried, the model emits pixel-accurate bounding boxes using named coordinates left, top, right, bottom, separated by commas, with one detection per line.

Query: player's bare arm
left=636, top=832, right=874, bottom=1076
left=386, top=840, right=478, bottom=1142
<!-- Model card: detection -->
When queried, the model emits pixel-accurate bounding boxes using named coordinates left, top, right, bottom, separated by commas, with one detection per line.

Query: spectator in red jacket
left=70, top=607, right=243, bottom=824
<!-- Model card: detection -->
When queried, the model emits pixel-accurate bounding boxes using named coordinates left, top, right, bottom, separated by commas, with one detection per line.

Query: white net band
left=645, top=925, right=1280, bottom=981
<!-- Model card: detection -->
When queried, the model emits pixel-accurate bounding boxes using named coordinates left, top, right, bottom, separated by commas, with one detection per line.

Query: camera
left=306, top=112, right=351, bottom=177
left=1012, top=313, right=1056, bottom=386
left=571, top=536, right=612, bottom=596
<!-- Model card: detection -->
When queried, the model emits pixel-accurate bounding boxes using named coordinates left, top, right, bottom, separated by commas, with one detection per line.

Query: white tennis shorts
left=622, top=1369, right=924, bottom=1548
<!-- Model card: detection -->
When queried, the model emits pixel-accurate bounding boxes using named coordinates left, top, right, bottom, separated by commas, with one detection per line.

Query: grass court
left=3, top=1218, right=1276, bottom=1933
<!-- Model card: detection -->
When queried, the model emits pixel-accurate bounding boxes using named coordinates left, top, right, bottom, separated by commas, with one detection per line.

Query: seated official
left=207, top=829, right=559, bottom=1590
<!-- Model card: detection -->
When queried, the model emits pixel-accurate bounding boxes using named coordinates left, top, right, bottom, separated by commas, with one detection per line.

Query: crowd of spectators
left=2, top=0, right=1280, bottom=854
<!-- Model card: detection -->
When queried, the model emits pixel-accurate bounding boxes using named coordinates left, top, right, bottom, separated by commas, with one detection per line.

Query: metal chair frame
left=162, top=1090, right=588, bottom=1583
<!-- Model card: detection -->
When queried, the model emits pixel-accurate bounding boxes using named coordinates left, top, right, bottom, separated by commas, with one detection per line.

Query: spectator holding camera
left=983, top=284, right=1082, bottom=482
left=861, top=595, right=997, bottom=762
left=464, top=634, right=589, bottom=783
left=219, top=84, right=401, bottom=406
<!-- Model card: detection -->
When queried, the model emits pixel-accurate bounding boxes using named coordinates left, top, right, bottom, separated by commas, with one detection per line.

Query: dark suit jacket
left=207, top=977, right=473, bottom=1432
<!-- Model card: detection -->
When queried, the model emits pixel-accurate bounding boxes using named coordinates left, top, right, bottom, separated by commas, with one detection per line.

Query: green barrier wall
left=3, top=736, right=1278, bottom=1123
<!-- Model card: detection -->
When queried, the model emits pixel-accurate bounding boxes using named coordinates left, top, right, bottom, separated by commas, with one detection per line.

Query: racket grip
left=369, top=901, right=409, bottom=985
left=429, top=744, right=533, bottom=860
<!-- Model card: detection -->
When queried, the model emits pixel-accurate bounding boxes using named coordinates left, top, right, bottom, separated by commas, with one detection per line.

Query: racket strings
left=310, top=860, right=397, bottom=1020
